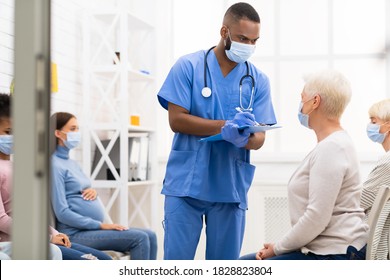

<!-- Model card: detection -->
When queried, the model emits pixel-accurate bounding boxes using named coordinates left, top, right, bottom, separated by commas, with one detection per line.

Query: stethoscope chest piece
left=201, top=87, right=212, bottom=98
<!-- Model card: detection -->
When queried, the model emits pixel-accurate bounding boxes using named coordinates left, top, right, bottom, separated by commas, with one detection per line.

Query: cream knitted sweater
left=274, top=131, right=369, bottom=255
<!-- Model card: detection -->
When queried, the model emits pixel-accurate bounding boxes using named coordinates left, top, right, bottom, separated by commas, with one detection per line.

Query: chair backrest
left=366, top=185, right=390, bottom=260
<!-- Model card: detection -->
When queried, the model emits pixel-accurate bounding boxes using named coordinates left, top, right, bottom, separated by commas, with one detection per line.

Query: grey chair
left=366, top=185, right=390, bottom=260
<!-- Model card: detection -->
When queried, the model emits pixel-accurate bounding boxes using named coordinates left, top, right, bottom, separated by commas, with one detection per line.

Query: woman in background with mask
left=361, top=99, right=390, bottom=259
left=240, top=70, right=368, bottom=260
left=1, top=94, right=111, bottom=260
left=50, top=112, right=157, bottom=260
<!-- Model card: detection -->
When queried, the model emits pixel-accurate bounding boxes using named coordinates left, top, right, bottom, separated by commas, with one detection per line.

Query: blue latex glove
left=231, top=112, right=257, bottom=127
left=221, top=121, right=251, bottom=148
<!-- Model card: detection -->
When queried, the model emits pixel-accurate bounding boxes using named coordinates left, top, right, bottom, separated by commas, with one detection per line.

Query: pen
left=235, top=107, right=260, bottom=126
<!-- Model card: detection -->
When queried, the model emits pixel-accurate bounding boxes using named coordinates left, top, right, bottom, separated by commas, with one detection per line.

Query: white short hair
left=303, top=69, right=352, bottom=120
left=368, top=99, right=390, bottom=121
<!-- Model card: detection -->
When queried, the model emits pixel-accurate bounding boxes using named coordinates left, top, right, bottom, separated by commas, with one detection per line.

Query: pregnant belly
left=67, top=196, right=105, bottom=222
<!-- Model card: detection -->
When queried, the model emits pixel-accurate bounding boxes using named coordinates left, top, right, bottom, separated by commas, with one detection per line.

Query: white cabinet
left=82, top=8, right=157, bottom=229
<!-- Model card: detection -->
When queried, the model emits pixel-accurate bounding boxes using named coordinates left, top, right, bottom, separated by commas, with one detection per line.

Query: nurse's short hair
left=368, top=99, right=390, bottom=121
left=303, top=69, right=352, bottom=120
left=224, top=2, right=260, bottom=24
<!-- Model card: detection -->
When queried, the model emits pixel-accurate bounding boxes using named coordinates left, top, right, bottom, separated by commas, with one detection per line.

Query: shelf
left=93, top=180, right=123, bottom=189
left=90, top=123, right=121, bottom=130
left=128, top=180, right=156, bottom=187
left=84, top=7, right=157, bottom=228
left=90, top=10, right=154, bottom=31
left=128, top=68, right=155, bottom=81
left=128, top=125, right=155, bottom=133
left=93, top=180, right=155, bottom=188
left=92, top=65, right=155, bottom=81
left=88, top=124, right=155, bottom=133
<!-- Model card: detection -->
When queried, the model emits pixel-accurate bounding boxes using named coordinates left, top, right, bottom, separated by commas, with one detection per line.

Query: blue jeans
left=67, top=228, right=157, bottom=260
left=239, top=245, right=367, bottom=260
left=58, top=242, right=112, bottom=260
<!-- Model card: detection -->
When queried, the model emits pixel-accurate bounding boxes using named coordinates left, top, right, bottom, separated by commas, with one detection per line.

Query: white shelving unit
left=82, top=7, right=157, bottom=229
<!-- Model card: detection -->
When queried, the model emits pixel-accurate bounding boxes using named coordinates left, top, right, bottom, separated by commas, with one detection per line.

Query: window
left=168, top=0, right=389, bottom=158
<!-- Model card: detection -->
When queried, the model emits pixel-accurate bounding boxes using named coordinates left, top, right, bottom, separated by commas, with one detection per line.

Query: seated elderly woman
left=361, top=98, right=390, bottom=260
left=240, top=69, right=369, bottom=260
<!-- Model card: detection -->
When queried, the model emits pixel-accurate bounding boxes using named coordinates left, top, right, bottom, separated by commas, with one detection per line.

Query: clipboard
left=199, top=124, right=282, bottom=142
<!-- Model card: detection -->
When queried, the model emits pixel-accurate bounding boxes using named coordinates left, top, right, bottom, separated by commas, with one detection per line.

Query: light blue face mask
left=0, top=135, right=13, bottom=155
left=62, top=131, right=81, bottom=150
left=225, top=29, right=256, bottom=64
left=366, top=123, right=388, bottom=143
left=298, top=101, right=310, bottom=129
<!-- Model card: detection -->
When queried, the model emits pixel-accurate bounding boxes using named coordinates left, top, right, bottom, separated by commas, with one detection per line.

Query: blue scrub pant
left=163, top=196, right=246, bottom=260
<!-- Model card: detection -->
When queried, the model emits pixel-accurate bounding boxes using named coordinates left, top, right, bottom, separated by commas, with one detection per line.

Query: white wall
left=50, top=0, right=87, bottom=163
left=0, top=0, right=14, bottom=93
left=0, top=0, right=85, bottom=110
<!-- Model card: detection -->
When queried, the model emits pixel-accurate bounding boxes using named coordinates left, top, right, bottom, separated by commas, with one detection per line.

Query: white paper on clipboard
left=199, top=124, right=282, bottom=142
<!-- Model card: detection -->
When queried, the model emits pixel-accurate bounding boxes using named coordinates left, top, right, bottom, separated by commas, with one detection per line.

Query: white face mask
left=61, top=131, right=81, bottom=149
left=366, top=122, right=388, bottom=144
left=0, top=135, right=13, bottom=155
left=225, top=29, right=256, bottom=63
left=297, top=102, right=310, bottom=129
left=297, top=98, right=315, bottom=129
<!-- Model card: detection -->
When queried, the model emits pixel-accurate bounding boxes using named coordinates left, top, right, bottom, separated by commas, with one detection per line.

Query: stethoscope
left=201, top=46, right=256, bottom=112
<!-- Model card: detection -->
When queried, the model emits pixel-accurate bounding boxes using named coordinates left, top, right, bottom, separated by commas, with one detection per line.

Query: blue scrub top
left=157, top=49, right=276, bottom=209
